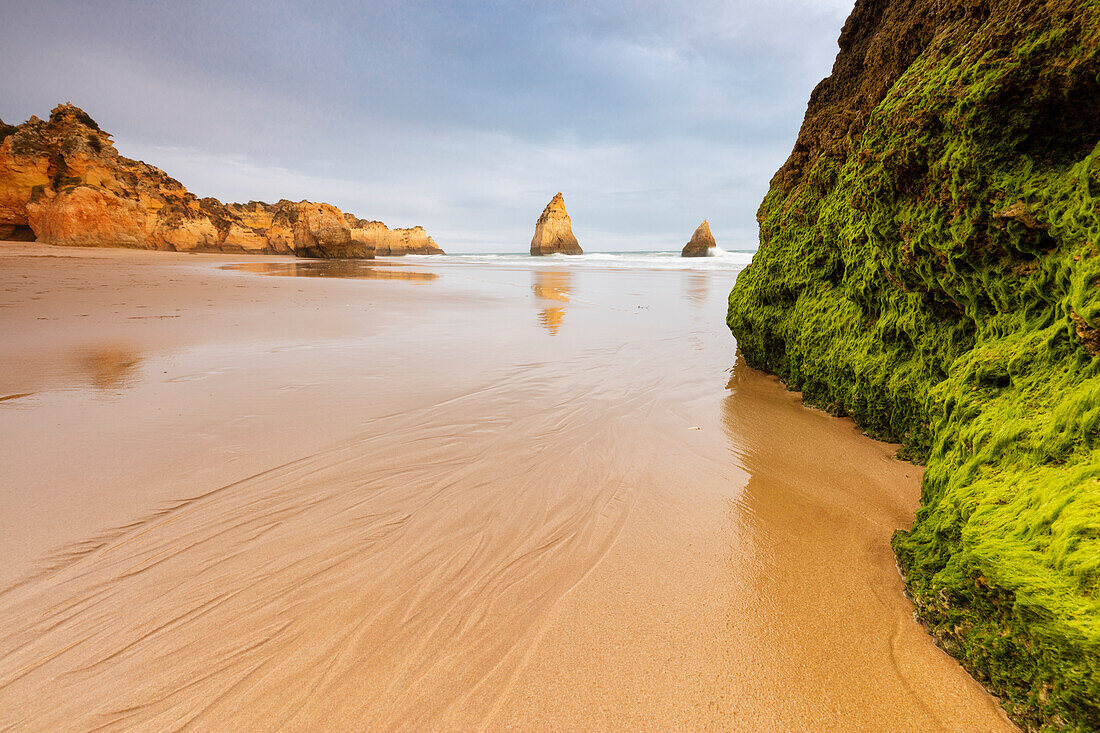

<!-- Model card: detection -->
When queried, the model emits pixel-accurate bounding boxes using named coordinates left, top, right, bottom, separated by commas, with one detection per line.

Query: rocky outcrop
left=0, top=104, right=442, bottom=258
left=727, top=1, right=1100, bottom=730
left=342, top=215, right=444, bottom=255
left=530, top=192, right=582, bottom=256
left=681, top=220, right=716, bottom=257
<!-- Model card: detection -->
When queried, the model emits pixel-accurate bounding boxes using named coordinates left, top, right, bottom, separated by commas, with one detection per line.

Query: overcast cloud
left=0, top=0, right=853, bottom=251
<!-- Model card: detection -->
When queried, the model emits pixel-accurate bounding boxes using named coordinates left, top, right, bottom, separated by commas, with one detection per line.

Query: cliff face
left=727, top=1, right=1100, bottom=729
left=342, top=215, right=444, bottom=255
left=681, top=220, right=716, bottom=257
left=530, top=192, right=582, bottom=255
left=0, top=104, right=443, bottom=258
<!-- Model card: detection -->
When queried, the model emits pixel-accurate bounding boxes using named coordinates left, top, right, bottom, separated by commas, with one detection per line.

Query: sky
left=0, top=0, right=854, bottom=252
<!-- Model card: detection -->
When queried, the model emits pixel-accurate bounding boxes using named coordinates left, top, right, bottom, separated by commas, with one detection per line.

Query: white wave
left=404, top=249, right=757, bottom=271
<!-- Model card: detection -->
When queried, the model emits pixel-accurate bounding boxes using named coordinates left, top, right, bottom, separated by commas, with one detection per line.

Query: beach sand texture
left=0, top=244, right=1016, bottom=731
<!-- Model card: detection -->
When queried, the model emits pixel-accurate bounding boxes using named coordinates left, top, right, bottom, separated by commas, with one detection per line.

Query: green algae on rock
left=726, top=0, right=1100, bottom=730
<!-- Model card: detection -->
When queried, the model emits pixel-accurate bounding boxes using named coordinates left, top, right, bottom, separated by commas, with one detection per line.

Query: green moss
left=728, top=3, right=1100, bottom=730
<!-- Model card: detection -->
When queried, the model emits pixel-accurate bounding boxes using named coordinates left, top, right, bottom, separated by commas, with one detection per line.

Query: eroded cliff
left=0, top=104, right=443, bottom=258
left=342, top=215, right=444, bottom=255
left=727, top=1, right=1099, bottom=729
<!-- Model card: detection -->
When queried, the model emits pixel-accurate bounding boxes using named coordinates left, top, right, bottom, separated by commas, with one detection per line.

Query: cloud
left=0, top=0, right=854, bottom=251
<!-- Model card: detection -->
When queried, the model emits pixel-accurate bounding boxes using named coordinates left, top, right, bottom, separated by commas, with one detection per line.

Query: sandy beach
left=0, top=243, right=1016, bottom=730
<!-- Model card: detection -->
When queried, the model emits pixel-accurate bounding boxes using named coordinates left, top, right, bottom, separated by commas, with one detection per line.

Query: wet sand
left=0, top=243, right=1016, bottom=730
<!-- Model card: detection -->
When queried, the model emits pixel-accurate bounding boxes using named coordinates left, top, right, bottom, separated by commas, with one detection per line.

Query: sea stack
left=681, top=220, right=716, bottom=257
left=530, top=192, right=582, bottom=256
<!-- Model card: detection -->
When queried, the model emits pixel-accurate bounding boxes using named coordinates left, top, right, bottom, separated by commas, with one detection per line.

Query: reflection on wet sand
left=717, top=360, right=1015, bottom=730
left=79, top=347, right=142, bottom=390
left=225, top=260, right=439, bottom=282
left=532, top=270, right=571, bottom=335
left=0, top=245, right=1018, bottom=731
left=685, top=271, right=708, bottom=306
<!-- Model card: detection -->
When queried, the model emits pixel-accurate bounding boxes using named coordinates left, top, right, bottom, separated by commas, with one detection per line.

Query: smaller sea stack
left=530, top=192, right=582, bottom=256
left=681, top=220, right=716, bottom=257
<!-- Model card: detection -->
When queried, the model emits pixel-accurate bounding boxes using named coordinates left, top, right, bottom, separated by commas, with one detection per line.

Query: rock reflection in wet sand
left=532, top=270, right=571, bottom=335
left=79, top=347, right=143, bottom=390
left=685, top=271, right=708, bottom=306
left=224, top=261, right=439, bottom=282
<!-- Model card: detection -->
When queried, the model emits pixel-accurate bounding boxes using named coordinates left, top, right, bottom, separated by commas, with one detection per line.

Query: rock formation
left=342, top=215, right=443, bottom=255
left=681, top=220, right=716, bottom=257
left=530, top=192, right=582, bottom=256
left=0, top=104, right=443, bottom=258
left=726, top=1, right=1100, bottom=729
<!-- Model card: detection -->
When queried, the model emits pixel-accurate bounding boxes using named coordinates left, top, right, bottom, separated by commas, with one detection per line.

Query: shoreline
left=0, top=243, right=1015, bottom=729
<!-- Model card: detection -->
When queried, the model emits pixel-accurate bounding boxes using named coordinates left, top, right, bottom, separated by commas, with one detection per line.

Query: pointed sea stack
left=681, top=220, right=716, bottom=257
left=530, top=192, right=582, bottom=256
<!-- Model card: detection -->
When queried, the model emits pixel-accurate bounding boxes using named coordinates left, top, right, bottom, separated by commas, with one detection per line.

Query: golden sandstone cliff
left=680, top=220, right=716, bottom=257
left=530, top=192, right=582, bottom=256
left=0, top=104, right=443, bottom=258
left=341, top=215, right=442, bottom=255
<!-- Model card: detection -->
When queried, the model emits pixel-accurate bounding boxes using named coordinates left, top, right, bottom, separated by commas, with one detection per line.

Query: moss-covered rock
left=727, top=0, right=1100, bottom=729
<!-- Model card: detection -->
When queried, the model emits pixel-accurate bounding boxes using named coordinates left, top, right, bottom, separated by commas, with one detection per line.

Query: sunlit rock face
left=342, top=215, right=444, bottom=255
left=530, top=192, right=582, bottom=256
left=0, top=103, right=441, bottom=258
left=681, top=220, right=716, bottom=257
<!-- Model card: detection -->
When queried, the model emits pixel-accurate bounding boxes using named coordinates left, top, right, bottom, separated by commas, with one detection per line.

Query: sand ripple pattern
left=0, top=369, right=651, bottom=731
